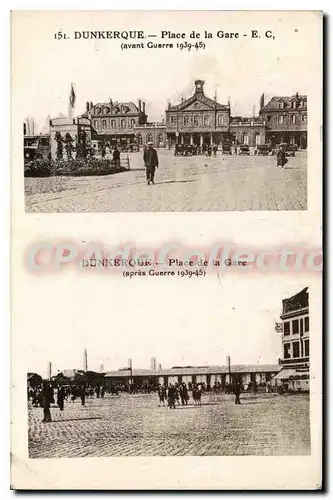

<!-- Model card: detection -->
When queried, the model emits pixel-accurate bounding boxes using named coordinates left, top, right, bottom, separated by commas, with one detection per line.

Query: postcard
left=11, top=10, right=322, bottom=490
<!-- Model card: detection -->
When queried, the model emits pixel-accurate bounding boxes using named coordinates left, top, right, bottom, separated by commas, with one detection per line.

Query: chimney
left=138, top=99, right=142, bottom=112
left=86, top=102, right=90, bottom=112
left=47, top=362, right=52, bottom=380
left=90, top=102, right=93, bottom=110
left=150, top=357, right=156, bottom=370
left=142, top=101, right=146, bottom=114
left=83, top=349, right=88, bottom=371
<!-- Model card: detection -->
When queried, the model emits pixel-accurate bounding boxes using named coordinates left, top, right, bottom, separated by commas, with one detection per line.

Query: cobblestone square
left=28, top=392, right=310, bottom=458
left=25, top=150, right=307, bottom=212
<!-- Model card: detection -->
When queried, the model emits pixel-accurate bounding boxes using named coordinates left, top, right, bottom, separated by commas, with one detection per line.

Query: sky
left=13, top=11, right=319, bottom=133
left=24, top=273, right=311, bottom=378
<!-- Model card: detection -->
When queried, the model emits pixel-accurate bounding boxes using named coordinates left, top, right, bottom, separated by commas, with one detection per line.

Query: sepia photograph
left=27, top=282, right=310, bottom=458
left=20, top=11, right=313, bottom=213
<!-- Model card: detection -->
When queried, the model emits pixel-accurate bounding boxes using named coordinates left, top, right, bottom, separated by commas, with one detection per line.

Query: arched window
left=254, top=132, right=260, bottom=146
left=147, top=133, right=153, bottom=143
left=137, top=134, right=143, bottom=146
left=242, top=132, right=249, bottom=145
left=111, top=120, right=115, bottom=128
left=102, top=120, right=107, bottom=129
left=158, top=134, right=163, bottom=144
left=121, top=119, right=126, bottom=128
left=93, top=120, right=98, bottom=129
left=131, top=119, right=135, bottom=127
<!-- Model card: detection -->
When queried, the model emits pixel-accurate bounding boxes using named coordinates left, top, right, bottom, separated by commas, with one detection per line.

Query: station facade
left=104, top=364, right=280, bottom=391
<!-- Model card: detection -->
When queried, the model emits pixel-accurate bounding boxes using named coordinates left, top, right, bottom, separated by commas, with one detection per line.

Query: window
left=254, top=132, right=260, bottom=146
left=103, top=107, right=109, bottom=115
left=102, top=120, right=107, bottom=129
left=300, top=318, right=304, bottom=334
left=218, top=115, right=224, bottom=125
left=290, top=114, right=296, bottom=124
left=93, top=120, right=98, bottom=129
left=266, top=115, right=271, bottom=122
left=292, top=319, right=299, bottom=335
left=183, top=116, right=191, bottom=127
left=170, top=116, right=177, bottom=127
left=203, top=115, right=209, bottom=126
left=111, top=120, right=115, bottom=128
left=284, top=343, right=291, bottom=359
left=284, top=322, right=290, bottom=336
left=304, top=339, right=309, bottom=357
left=278, top=115, right=284, bottom=125
left=279, top=101, right=284, bottom=109
left=305, top=316, right=309, bottom=332
left=243, top=133, right=249, bottom=145
left=137, top=134, right=143, bottom=146
left=302, top=114, right=307, bottom=123
left=193, top=116, right=199, bottom=126
left=147, top=133, right=153, bottom=143
left=292, top=101, right=297, bottom=109
left=120, top=119, right=126, bottom=128
left=131, top=119, right=135, bottom=127
left=292, top=341, right=300, bottom=358
left=158, top=133, right=163, bottom=144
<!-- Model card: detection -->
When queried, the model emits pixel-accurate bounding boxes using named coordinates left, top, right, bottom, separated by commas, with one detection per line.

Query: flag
left=69, top=83, right=76, bottom=109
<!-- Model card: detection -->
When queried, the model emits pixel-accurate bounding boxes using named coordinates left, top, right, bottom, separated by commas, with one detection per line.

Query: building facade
left=230, top=116, right=267, bottom=148
left=259, top=93, right=307, bottom=148
left=273, top=287, right=310, bottom=391
left=104, top=364, right=279, bottom=391
left=165, top=80, right=230, bottom=147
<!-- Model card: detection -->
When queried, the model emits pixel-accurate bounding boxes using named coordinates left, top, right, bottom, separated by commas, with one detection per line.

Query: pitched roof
left=105, top=364, right=280, bottom=378
left=82, top=101, right=141, bottom=118
left=261, top=95, right=307, bottom=111
left=168, top=93, right=228, bottom=112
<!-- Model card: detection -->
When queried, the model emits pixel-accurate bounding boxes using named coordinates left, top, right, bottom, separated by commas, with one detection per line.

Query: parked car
left=239, top=144, right=250, bottom=155
left=256, top=144, right=271, bottom=156
left=280, top=143, right=297, bottom=157
left=222, top=143, right=232, bottom=154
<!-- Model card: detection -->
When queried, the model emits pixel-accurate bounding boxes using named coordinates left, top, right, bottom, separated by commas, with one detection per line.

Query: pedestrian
left=234, top=381, right=242, bottom=405
left=144, top=141, right=159, bottom=185
left=113, top=146, right=120, bottom=167
left=101, top=386, right=105, bottom=398
left=213, top=144, right=218, bottom=156
left=80, top=386, right=86, bottom=406
left=41, top=381, right=53, bottom=423
left=277, top=144, right=287, bottom=168
left=57, top=386, right=65, bottom=411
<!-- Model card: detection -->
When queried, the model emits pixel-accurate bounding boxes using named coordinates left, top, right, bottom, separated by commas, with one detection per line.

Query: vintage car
left=284, top=143, right=297, bottom=157
left=256, top=144, right=271, bottom=156
left=222, top=143, right=232, bottom=154
left=239, top=144, right=250, bottom=155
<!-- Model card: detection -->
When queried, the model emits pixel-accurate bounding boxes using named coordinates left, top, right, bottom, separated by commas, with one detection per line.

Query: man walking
left=234, top=380, right=242, bottom=405
left=42, top=381, right=53, bottom=422
left=143, top=141, right=159, bottom=185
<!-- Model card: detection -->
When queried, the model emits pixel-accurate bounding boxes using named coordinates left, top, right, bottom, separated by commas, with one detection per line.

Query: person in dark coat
left=234, top=381, right=242, bottom=404
left=113, top=146, right=120, bottom=167
left=143, top=142, right=159, bottom=185
left=42, top=381, right=53, bottom=422
left=277, top=145, right=287, bottom=168
left=57, top=386, right=65, bottom=411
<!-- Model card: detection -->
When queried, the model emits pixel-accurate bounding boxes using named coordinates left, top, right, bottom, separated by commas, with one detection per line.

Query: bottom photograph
left=27, top=285, right=310, bottom=458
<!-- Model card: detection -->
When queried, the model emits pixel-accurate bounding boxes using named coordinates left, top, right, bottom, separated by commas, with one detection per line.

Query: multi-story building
left=82, top=99, right=148, bottom=149
left=259, top=93, right=307, bottom=148
left=165, top=80, right=230, bottom=147
left=273, top=287, right=310, bottom=391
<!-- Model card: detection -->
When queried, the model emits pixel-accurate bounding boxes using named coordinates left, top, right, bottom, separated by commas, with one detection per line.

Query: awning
left=273, top=368, right=296, bottom=380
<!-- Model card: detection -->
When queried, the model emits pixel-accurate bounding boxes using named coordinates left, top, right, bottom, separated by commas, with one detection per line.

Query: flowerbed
left=24, top=158, right=128, bottom=177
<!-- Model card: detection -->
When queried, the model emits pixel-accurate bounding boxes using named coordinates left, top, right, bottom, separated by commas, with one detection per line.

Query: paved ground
left=25, top=150, right=307, bottom=212
left=28, top=392, right=310, bottom=458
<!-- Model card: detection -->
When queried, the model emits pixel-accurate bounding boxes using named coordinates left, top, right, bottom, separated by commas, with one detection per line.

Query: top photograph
left=19, top=12, right=315, bottom=213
